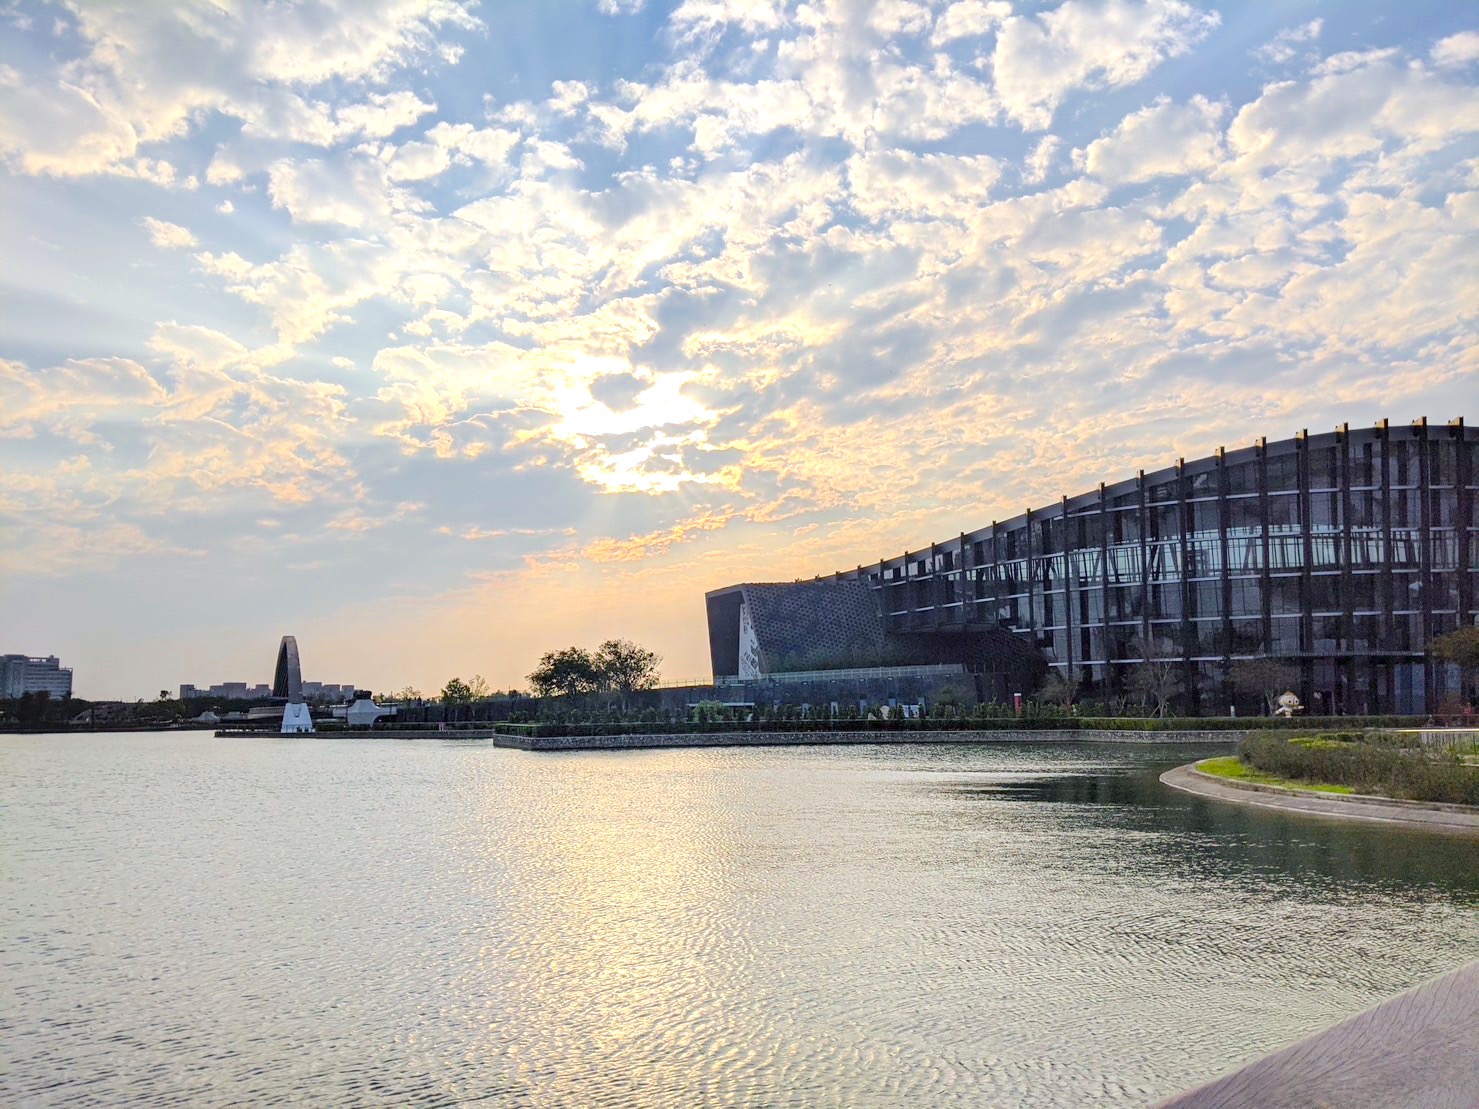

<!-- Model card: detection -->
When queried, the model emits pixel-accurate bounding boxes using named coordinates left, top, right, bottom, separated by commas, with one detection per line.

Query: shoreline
left=1160, top=760, right=1479, bottom=835
left=488, top=728, right=1241, bottom=751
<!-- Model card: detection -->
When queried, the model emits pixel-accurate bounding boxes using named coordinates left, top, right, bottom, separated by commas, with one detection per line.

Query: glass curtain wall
left=842, top=420, right=1476, bottom=714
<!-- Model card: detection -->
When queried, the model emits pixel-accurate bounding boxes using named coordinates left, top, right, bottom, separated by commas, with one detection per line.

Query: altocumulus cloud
left=0, top=0, right=1476, bottom=696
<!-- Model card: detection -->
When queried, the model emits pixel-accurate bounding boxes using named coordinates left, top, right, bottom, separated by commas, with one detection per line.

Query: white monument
left=273, top=635, right=315, bottom=734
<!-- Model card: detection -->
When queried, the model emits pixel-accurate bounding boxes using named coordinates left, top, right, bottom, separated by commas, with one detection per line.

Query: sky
left=1, top=0, right=1477, bottom=700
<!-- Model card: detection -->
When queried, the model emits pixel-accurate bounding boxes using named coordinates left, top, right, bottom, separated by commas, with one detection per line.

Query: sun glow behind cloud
left=1, top=1, right=1476, bottom=696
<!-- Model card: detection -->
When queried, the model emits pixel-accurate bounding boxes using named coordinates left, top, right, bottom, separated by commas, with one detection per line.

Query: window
left=1266, top=452, right=1298, bottom=492
left=1309, top=446, right=1340, bottom=489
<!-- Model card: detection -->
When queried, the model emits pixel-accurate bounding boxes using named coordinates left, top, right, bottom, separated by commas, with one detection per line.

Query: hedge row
left=1239, top=732, right=1479, bottom=806
left=490, top=714, right=1434, bottom=738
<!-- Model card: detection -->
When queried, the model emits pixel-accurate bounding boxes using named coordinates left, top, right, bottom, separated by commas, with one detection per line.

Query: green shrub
left=1238, top=733, right=1479, bottom=805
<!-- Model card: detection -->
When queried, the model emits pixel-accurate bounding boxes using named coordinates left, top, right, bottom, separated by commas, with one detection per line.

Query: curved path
left=1157, top=959, right=1479, bottom=1107
left=1160, top=762, right=1479, bottom=836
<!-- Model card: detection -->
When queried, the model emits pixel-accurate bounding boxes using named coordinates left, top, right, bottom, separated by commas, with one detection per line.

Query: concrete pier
left=1159, top=960, right=1479, bottom=1108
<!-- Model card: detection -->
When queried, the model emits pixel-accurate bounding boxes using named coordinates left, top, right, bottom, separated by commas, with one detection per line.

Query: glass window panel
left=1271, top=616, right=1303, bottom=653
left=1109, top=585, right=1144, bottom=620
left=1269, top=575, right=1302, bottom=614
left=1431, top=571, right=1460, bottom=610
left=1351, top=441, right=1381, bottom=487
left=1309, top=446, right=1339, bottom=489
left=1312, top=615, right=1343, bottom=653
left=1390, top=489, right=1419, bottom=528
left=1268, top=494, right=1300, bottom=530
left=1151, top=583, right=1182, bottom=620
left=1226, top=462, right=1256, bottom=495
left=1192, top=501, right=1219, bottom=535
left=1309, top=491, right=1341, bottom=530
left=1147, top=542, right=1182, bottom=581
left=1228, top=497, right=1261, bottom=532
left=1308, top=575, right=1341, bottom=612
left=1389, top=438, right=1416, bottom=486
left=1430, top=530, right=1458, bottom=571
left=1078, top=587, right=1105, bottom=624
left=1432, top=440, right=1457, bottom=485
left=1108, top=545, right=1143, bottom=582
left=1150, top=503, right=1180, bottom=540
left=1189, top=619, right=1222, bottom=655
left=1266, top=452, right=1298, bottom=492
left=1185, top=538, right=1222, bottom=576
left=1189, top=470, right=1215, bottom=497
left=1350, top=489, right=1382, bottom=528
left=1191, top=580, right=1221, bottom=618
left=1228, top=536, right=1263, bottom=573
left=1110, top=510, right=1142, bottom=544
left=1229, top=618, right=1266, bottom=654
left=1429, top=489, right=1458, bottom=527
left=1349, top=574, right=1378, bottom=611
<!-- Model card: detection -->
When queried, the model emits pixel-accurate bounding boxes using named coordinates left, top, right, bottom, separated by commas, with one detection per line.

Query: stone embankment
left=492, top=729, right=1240, bottom=751
left=1158, top=959, right=1479, bottom=1108
left=1161, top=761, right=1479, bottom=835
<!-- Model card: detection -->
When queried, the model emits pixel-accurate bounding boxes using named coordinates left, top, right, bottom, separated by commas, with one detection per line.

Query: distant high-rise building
left=2, top=655, right=74, bottom=699
left=176, top=678, right=354, bottom=701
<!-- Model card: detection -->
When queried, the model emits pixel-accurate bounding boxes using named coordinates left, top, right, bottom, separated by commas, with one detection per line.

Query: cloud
left=1081, top=95, right=1225, bottom=184
left=991, top=0, right=1220, bottom=130
left=1254, top=19, right=1322, bottom=65
left=141, top=216, right=197, bottom=249
left=1432, top=31, right=1479, bottom=69
left=1022, top=134, right=1061, bottom=184
left=931, top=0, right=1012, bottom=47
left=0, top=1, right=475, bottom=177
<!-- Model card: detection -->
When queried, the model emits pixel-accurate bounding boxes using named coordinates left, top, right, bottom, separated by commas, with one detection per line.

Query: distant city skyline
left=2, top=1, right=1477, bottom=699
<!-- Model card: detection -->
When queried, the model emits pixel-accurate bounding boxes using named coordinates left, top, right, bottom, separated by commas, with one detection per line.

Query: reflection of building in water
left=708, top=419, right=1477, bottom=715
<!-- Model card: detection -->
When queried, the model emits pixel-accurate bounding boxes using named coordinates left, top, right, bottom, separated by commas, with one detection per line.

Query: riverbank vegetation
left=1196, top=755, right=1354, bottom=794
left=1235, top=732, right=1479, bottom=806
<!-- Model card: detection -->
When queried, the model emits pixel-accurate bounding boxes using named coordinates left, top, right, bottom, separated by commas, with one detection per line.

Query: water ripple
left=1, top=733, right=1475, bottom=1106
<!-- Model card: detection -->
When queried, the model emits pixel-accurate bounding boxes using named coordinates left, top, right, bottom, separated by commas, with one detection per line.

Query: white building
left=1, top=655, right=74, bottom=699
left=2, top=654, right=73, bottom=698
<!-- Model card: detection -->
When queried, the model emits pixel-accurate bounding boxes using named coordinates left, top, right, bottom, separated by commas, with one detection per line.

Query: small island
left=1163, top=729, right=1479, bottom=835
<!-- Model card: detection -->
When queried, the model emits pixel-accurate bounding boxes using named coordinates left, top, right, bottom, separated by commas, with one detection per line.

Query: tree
left=528, top=647, right=602, bottom=698
left=466, top=674, right=491, bottom=700
left=441, top=677, right=473, bottom=703
left=1431, top=626, right=1479, bottom=703
left=1229, top=658, right=1300, bottom=715
left=1038, top=667, right=1082, bottom=710
left=594, top=639, right=662, bottom=710
left=389, top=685, right=421, bottom=702
left=1128, top=636, right=1183, bottom=718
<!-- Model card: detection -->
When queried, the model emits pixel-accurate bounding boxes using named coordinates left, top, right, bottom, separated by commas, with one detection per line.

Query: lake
left=2, top=732, right=1475, bottom=1105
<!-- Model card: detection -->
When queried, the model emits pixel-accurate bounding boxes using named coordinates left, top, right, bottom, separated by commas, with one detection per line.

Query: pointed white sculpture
left=281, top=701, right=315, bottom=733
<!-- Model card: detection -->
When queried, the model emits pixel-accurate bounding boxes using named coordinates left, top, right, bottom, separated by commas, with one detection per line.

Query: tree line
left=405, top=639, right=663, bottom=710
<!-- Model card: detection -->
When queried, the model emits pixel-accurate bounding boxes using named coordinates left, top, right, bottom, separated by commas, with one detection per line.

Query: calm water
left=2, top=733, right=1476, bottom=1106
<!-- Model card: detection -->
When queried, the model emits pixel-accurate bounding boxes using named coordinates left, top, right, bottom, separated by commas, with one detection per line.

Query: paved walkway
left=1158, top=960, right=1479, bottom=1108
left=1160, top=763, right=1479, bottom=835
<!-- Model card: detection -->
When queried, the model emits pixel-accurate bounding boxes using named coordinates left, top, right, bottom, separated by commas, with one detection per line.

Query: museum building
left=707, top=419, right=1477, bottom=715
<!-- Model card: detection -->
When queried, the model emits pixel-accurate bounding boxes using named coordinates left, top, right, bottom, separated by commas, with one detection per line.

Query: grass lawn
left=1195, top=756, right=1356, bottom=795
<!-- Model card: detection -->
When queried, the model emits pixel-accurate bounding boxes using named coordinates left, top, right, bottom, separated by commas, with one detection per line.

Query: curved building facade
left=708, top=418, right=1477, bottom=715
